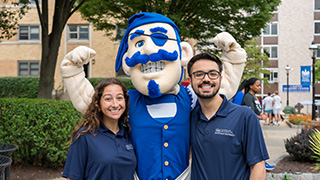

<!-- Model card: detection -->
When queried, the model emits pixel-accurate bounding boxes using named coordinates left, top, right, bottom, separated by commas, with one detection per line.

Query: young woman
left=62, top=78, right=137, bottom=180
left=242, top=77, right=267, bottom=121
left=242, top=77, right=274, bottom=171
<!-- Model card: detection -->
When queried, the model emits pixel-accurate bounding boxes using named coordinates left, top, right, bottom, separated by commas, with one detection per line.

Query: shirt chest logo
left=214, top=128, right=235, bottom=137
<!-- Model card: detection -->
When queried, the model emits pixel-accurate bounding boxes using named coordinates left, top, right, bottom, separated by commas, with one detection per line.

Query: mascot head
left=115, top=12, right=193, bottom=98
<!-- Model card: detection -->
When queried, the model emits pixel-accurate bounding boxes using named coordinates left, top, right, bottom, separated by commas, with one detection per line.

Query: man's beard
left=194, top=82, right=220, bottom=99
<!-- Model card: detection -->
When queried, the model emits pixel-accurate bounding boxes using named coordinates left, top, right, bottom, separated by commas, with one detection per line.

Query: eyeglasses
left=191, top=70, right=221, bottom=80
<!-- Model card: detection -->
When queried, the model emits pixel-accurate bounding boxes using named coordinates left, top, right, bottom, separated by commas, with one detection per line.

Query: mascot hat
left=115, top=12, right=181, bottom=72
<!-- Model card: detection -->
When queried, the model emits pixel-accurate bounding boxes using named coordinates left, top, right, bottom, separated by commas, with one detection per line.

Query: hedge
left=0, top=77, right=39, bottom=98
left=0, top=98, right=82, bottom=167
left=0, top=77, right=135, bottom=99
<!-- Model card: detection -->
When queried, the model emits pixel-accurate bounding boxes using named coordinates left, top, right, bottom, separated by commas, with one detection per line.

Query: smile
left=140, top=61, right=165, bottom=73
left=110, top=109, right=120, bottom=113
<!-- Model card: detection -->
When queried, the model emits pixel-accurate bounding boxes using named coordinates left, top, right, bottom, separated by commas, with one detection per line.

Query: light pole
left=285, top=65, right=291, bottom=106
left=309, top=41, right=318, bottom=120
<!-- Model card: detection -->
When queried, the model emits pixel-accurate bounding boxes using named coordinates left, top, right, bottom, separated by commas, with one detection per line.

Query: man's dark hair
left=187, top=53, right=223, bottom=77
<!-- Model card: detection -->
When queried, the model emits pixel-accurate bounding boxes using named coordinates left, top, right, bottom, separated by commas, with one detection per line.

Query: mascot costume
left=60, top=12, right=246, bottom=180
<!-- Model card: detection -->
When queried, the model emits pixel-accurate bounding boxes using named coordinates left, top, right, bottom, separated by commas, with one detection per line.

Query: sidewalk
left=261, top=120, right=301, bottom=165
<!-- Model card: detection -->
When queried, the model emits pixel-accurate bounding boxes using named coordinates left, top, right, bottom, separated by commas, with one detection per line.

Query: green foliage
left=285, top=128, right=316, bottom=162
left=88, top=77, right=136, bottom=90
left=0, top=77, right=136, bottom=99
left=0, top=0, right=29, bottom=41
left=0, top=77, right=39, bottom=98
left=0, top=98, right=82, bottom=167
left=79, top=0, right=281, bottom=47
left=283, top=106, right=297, bottom=114
left=315, top=60, right=320, bottom=82
left=242, top=39, right=271, bottom=87
left=309, top=128, right=320, bottom=171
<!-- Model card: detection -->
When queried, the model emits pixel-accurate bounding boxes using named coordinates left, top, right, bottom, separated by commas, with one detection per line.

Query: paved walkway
left=261, top=120, right=301, bottom=165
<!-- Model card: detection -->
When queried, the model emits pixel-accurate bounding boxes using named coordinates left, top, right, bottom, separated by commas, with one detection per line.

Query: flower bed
left=288, top=114, right=312, bottom=125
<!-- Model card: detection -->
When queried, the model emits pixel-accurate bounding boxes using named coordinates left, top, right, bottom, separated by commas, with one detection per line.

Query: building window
left=18, top=61, right=40, bottom=76
left=263, top=23, right=278, bottom=36
left=19, top=0, right=36, bottom=4
left=316, top=0, right=320, bottom=10
left=263, top=46, right=278, bottom=59
left=19, top=25, right=40, bottom=40
left=317, top=46, right=320, bottom=58
left=68, top=24, right=89, bottom=41
left=264, top=68, right=278, bottom=83
left=116, top=24, right=126, bottom=41
left=315, top=22, right=320, bottom=34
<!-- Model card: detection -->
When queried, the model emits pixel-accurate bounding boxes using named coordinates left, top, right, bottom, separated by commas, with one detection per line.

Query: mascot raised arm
left=61, top=12, right=246, bottom=180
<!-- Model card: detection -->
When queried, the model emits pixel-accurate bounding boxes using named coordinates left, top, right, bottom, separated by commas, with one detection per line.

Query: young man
left=187, top=53, right=269, bottom=180
left=263, top=92, right=274, bottom=125
left=273, top=90, right=282, bottom=126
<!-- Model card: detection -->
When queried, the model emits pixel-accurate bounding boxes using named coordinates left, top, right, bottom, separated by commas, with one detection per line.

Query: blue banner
left=283, top=85, right=310, bottom=92
left=301, top=66, right=311, bottom=86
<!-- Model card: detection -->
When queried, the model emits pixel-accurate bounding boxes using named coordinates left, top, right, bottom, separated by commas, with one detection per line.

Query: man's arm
left=249, top=160, right=266, bottom=180
left=60, top=46, right=96, bottom=114
left=213, top=32, right=247, bottom=100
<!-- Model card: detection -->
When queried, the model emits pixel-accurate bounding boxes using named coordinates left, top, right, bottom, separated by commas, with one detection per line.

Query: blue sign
left=301, top=66, right=311, bottom=86
left=283, top=85, right=310, bottom=92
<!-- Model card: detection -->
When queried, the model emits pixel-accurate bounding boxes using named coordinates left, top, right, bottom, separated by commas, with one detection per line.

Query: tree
left=33, top=0, right=86, bottom=99
left=78, top=0, right=280, bottom=47
left=0, top=0, right=28, bottom=41
left=242, top=38, right=271, bottom=87
left=315, top=60, right=320, bottom=82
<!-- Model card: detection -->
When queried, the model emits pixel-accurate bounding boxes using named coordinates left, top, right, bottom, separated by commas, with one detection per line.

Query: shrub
left=309, top=128, right=320, bottom=171
left=0, top=77, right=39, bottom=98
left=283, top=106, right=297, bottom=114
left=285, top=128, right=316, bottom=162
left=0, top=98, right=82, bottom=167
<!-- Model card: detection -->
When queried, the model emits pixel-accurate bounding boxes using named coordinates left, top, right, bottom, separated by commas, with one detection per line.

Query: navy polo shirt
left=190, top=94, right=269, bottom=180
left=62, top=123, right=137, bottom=180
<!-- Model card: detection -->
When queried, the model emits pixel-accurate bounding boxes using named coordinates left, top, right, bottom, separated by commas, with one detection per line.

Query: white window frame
left=262, top=22, right=278, bottom=36
left=67, top=24, right=89, bottom=42
left=263, top=45, right=278, bottom=59
left=264, top=68, right=278, bottom=83
left=18, top=61, right=40, bottom=76
left=18, top=25, right=40, bottom=41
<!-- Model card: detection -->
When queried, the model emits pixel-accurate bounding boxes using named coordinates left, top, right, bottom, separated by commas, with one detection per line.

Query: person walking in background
left=230, top=79, right=247, bottom=105
left=263, top=92, right=274, bottom=125
left=273, top=90, right=282, bottom=126
left=242, top=77, right=274, bottom=171
left=62, top=78, right=137, bottom=180
left=242, top=78, right=267, bottom=121
left=188, top=53, right=269, bottom=179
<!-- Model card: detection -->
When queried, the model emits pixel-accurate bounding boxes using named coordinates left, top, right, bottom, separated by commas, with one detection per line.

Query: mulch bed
left=271, top=155, right=319, bottom=173
left=9, top=163, right=63, bottom=180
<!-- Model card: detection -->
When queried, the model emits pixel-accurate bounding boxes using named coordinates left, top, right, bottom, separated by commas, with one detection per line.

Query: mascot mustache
left=125, top=49, right=178, bottom=67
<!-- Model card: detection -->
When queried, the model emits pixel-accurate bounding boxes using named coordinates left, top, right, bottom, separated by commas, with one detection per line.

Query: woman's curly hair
left=70, top=78, right=130, bottom=144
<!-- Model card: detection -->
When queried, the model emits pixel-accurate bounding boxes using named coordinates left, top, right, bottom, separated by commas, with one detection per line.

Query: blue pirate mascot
left=61, top=12, right=246, bottom=180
